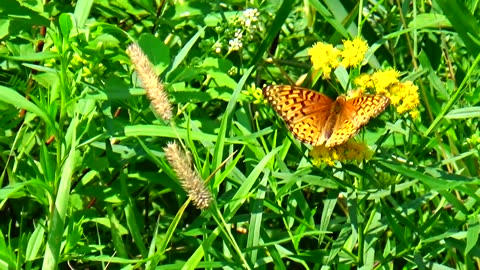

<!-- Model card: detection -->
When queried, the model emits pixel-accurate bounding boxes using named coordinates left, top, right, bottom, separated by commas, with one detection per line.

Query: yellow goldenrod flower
left=241, top=83, right=266, bottom=104
left=354, top=69, right=420, bottom=118
left=355, top=69, right=399, bottom=93
left=387, top=81, right=420, bottom=118
left=310, top=144, right=335, bottom=166
left=308, top=42, right=341, bottom=79
left=341, top=38, right=368, bottom=68
left=309, top=38, right=368, bottom=78
left=370, top=69, right=401, bottom=94
left=354, top=74, right=375, bottom=90
left=126, top=43, right=173, bottom=121
left=310, top=140, right=373, bottom=166
left=409, top=109, right=419, bottom=119
left=164, top=142, right=212, bottom=209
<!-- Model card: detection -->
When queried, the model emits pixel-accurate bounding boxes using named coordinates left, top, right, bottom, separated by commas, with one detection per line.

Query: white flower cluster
left=241, top=8, right=260, bottom=28
left=228, top=29, right=243, bottom=51
left=226, top=8, right=261, bottom=52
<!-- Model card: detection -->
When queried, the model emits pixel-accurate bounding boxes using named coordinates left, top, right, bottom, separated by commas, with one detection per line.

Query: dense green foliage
left=1, top=0, right=480, bottom=269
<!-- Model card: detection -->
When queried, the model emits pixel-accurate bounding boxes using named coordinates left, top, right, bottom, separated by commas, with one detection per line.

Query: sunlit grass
left=1, top=0, right=479, bottom=269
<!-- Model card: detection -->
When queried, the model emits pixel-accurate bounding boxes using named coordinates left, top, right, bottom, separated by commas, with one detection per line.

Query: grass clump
left=0, top=0, right=479, bottom=269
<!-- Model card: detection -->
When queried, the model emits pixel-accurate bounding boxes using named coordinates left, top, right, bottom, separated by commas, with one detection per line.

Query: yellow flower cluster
left=310, top=140, right=373, bottom=166
left=308, top=38, right=368, bottom=78
left=355, top=69, right=420, bottom=118
left=356, top=69, right=400, bottom=92
left=242, top=83, right=266, bottom=104
left=341, top=38, right=369, bottom=68
left=308, top=43, right=340, bottom=78
left=388, top=81, right=420, bottom=118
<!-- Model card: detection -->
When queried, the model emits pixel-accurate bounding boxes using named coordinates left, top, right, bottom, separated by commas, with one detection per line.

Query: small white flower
left=228, top=38, right=243, bottom=51
left=213, top=43, right=222, bottom=54
left=243, top=8, right=259, bottom=21
left=234, top=29, right=243, bottom=39
left=240, top=8, right=260, bottom=33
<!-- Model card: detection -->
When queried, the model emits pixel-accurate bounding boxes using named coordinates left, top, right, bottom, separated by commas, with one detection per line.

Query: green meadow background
left=1, top=0, right=480, bottom=269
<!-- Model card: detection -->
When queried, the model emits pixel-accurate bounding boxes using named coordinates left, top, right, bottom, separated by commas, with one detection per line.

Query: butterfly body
left=263, top=85, right=390, bottom=148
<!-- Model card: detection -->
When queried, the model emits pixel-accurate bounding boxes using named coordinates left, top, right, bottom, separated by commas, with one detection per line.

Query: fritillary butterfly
left=263, top=85, right=390, bottom=148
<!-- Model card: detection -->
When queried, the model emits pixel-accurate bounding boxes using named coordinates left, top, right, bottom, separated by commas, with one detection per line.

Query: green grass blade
left=435, top=0, right=480, bottom=55
left=122, top=170, right=148, bottom=258
left=0, top=229, right=16, bottom=268
left=465, top=221, right=480, bottom=255
left=444, top=107, right=480, bottom=119
left=249, top=0, right=294, bottom=66
left=73, top=0, right=94, bottom=27
left=165, top=28, right=204, bottom=81
left=0, top=85, right=55, bottom=131
left=378, top=160, right=474, bottom=191
left=41, top=115, right=78, bottom=269
left=25, top=225, right=45, bottom=263
left=246, top=173, right=269, bottom=263
left=211, top=65, right=254, bottom=187
left=225, top=146, right=280, bottom=216
left=124, top=125, right=219, bottom=142
left=318, top=190, right=339, bottom=245
left=106, top=206, right=128, bottom=259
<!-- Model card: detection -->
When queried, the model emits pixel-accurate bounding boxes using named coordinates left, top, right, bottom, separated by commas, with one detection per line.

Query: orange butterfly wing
left=325, top=95, right=390, bottom=147
left=263, top=85, right=390, bottom=147
left=263, top=85, right=333, bottom=145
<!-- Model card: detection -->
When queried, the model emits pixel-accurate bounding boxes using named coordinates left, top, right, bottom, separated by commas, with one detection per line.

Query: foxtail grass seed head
left=163, top=142, right=212, bottom=209
left=126, top=43, right=172, bottom=121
